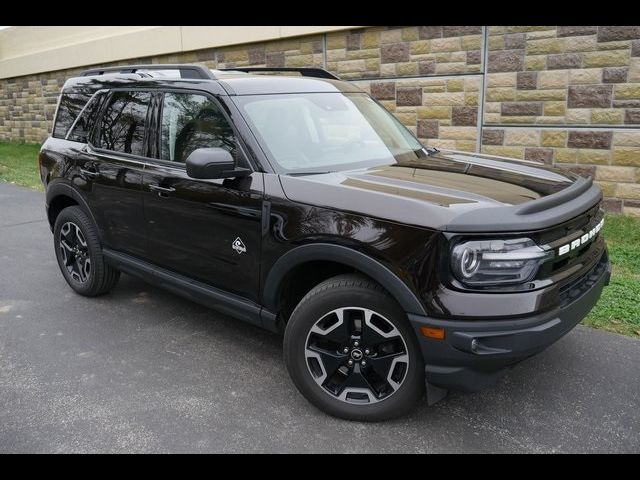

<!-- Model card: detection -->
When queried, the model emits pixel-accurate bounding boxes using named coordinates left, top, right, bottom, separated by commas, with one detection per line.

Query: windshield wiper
left=424, top=146, right=440, bottom=156
left=286, top=171, right=336, bottom=176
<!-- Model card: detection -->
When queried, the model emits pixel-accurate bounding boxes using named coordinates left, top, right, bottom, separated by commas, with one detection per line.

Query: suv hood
left=279, top=150, right=601, bottom=232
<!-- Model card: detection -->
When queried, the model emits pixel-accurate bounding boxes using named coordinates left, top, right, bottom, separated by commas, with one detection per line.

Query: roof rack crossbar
left=217, top=67, right=340, bottom=80
left=80, top=64, right=215, bottom=80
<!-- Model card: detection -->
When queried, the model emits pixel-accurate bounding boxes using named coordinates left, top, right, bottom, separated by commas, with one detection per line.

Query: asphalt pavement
left=0, top=181, right=638, bottom=453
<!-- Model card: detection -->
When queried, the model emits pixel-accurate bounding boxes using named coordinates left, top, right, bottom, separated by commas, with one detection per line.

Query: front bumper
left=408, top=253, right=611, bottom=392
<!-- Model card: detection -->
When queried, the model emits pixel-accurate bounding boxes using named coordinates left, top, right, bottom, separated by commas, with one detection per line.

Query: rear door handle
left=149, top=184, right=176, bottom=197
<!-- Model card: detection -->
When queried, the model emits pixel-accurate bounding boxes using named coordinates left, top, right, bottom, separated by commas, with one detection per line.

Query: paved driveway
left=0, top=181, right=638, bottom=453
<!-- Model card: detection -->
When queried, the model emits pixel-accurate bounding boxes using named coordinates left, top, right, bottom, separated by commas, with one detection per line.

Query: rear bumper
left=408, top=254, right=611, bottom=392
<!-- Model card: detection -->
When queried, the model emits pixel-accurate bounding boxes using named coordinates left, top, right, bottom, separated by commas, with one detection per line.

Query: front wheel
left=284, top=274, right=424, bottom=421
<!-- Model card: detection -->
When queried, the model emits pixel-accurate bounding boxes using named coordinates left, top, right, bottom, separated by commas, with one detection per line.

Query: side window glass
left=52, top=91, right=92, bottom=139
left=160, top=92, right=238, bottom=163
left=99, top=91, right=151, bottom=155
left=67, top=91, right=106, bottom=143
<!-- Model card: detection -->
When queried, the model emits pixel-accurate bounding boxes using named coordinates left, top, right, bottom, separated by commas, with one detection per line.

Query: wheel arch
left=262, top=243, right=427, bottom=319
left=46, top=182, right=99, bottom=235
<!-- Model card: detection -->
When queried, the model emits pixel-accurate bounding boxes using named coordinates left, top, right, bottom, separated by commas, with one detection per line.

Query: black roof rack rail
left=80, top=64, right=216, bottom=80
left=217, top=67, right=340, bottom=80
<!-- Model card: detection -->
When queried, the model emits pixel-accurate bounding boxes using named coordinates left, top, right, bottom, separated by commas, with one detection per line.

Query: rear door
left=142, top=91, right=264, bottom=303
left=77, top=90, right=151, bottom=257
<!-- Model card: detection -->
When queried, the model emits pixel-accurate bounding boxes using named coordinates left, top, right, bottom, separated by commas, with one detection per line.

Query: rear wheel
left=284, top=274, right=424, bottom=421
left=53, top=206, right=120, bottom=296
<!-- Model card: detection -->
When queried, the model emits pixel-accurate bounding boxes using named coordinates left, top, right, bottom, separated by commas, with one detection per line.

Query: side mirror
left=185, top=148, right=250, bottom=179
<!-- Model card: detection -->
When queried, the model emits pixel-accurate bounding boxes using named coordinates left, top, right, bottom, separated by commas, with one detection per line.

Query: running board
left=102, top=248, right=278, bottom=332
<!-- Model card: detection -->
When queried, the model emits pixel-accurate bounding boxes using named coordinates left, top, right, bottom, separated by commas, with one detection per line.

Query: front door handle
left=79, top=167, right=99, bottom=179
left=149, top=184, right=176, bottom=197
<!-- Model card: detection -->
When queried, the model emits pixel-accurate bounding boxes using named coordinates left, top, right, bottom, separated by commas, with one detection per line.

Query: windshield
left=233, top=92, right=428, bottom=174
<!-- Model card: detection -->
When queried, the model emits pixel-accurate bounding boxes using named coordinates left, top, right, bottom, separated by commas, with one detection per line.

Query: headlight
left=451, top=238, right=551, bottom=287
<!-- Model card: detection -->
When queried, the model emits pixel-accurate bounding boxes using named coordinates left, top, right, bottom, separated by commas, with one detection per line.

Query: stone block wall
left=355, top=76, right=481, bottom=151
left=0, top=73, right=65, bottom=143
left=479, top=26, right=640, bottom=216
left=1, top=26, right=639, bottom=215
left=325, top=26, right=483, bottom=79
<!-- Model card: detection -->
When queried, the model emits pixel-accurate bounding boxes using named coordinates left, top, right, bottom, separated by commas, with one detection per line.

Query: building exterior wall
left=0, top=26, right=359, bottom=79
left=0, top=26, right=638, bottom=216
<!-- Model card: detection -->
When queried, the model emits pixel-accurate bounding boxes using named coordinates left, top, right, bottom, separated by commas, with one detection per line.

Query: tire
left=284, top=274, right=424, bottom=421
left=53, top=206, right=120, bottom=296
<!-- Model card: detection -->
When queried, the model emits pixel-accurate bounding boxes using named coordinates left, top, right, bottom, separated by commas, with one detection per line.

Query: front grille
left=534, top=201, right=605, bottom=286
left=536, top=202, right=601, bottom=246
left=558, top=252, right=608, bottom=307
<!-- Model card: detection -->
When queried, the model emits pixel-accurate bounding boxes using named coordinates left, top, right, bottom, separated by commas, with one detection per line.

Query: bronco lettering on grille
left=558, top=218, right=604, bottom=256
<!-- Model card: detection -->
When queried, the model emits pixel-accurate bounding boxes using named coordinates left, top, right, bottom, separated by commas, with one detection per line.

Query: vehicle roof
left=63, top=71, right=363, bottom=96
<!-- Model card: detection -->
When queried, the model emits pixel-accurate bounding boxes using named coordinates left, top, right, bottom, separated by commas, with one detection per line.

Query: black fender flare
left=262, top=243, right=427, bottom=316
left=45, top=181, right=100, bottom=236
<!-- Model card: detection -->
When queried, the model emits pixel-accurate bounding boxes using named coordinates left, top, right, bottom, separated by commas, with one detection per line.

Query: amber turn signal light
left=420, top=326, right=445, bottom=340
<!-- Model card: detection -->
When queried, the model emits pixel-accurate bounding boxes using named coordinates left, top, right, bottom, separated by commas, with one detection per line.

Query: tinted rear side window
left=67, top=91, right=106, bottom=143
left=99, top=91, right=151, bottom=156
left=52, top=91, right=93, bottom=139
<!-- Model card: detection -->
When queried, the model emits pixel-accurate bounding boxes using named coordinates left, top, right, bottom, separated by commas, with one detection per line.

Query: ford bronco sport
left=39, top=64, right=611, bottom=421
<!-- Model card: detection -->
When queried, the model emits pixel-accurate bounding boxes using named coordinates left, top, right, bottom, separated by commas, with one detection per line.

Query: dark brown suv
left=39, top=64, right=610, bottom=420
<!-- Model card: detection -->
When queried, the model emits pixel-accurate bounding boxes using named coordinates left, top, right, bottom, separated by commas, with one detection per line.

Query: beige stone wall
left=484, top=26, right=638, bottom=125
left=216, top=35, right=325, bottom=69
left=481, top=26, right=640, bottom=216
left=325, top=26, right=483, bottom=79
left=1, top=26, right=639, bottom=215
left=355, top=76, right=481, bottom=152
left=0, top=71, right=67, bottom=143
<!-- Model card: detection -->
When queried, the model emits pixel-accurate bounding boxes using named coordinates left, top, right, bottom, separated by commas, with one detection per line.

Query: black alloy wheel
left=53, top=206, right=120, bottom=296
left=284, top=274, right=424, bottom=421
left=304, top=306, right=410, bottom=404
left=58, top=221, right=92, bottom=283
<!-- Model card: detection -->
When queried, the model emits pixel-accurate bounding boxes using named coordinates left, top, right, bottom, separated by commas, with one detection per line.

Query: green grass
left=0, top=141, right=43, bottom=190
left=0, top=141, right=638, bottom=337
left=584, top=214, right=640, bottom=338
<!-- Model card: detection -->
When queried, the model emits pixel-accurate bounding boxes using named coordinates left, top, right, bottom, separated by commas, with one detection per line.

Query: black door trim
left=102, top=248, right=276, bottom=329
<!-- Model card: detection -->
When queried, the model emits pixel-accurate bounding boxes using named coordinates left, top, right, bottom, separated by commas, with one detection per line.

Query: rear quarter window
left=67, top=91, right=106, bottom=143
left=52, top=90, right=93, bottom=139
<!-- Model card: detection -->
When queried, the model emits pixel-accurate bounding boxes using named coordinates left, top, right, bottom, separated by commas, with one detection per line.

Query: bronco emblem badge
left=232, top=237, right=247, bottom=255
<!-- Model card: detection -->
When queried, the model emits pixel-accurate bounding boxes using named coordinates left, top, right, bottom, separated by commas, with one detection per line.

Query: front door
left=142, top=91, right=264, bottom=303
